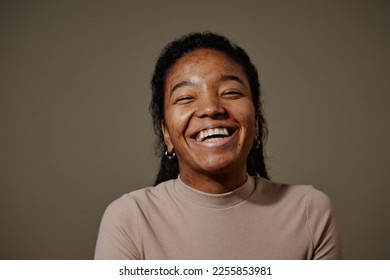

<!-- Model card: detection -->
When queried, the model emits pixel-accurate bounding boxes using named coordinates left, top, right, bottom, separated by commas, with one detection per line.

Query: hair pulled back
left=150, top=32, right=269, bottom=185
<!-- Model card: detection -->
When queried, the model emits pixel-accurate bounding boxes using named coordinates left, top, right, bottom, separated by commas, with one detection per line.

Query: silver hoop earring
left=165, top=150, right=176, bottom=160
left=255, top=139, right=261, bottom=150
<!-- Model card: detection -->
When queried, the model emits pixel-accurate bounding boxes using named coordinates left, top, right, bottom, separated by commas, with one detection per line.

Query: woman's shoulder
left=105, top=179, right=177, bottom=212
left=95, top=181, right=177, bottom=260
left=254, top=176, right=333, bottom=208
left=254, top=176, right=341, bottom=259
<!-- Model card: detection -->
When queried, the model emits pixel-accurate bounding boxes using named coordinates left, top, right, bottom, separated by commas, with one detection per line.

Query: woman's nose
left=195, top=93, right=226, bottom=118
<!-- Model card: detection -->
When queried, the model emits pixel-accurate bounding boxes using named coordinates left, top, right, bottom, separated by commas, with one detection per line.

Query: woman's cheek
left=166, top=107, right=193, bottom=138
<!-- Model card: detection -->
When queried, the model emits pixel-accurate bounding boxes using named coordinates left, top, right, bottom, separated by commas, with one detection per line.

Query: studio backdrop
left=1, top=0, right=389, bottom=259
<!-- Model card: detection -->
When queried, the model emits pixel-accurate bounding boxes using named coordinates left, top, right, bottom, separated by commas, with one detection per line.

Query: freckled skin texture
left=161, top=49, right=258, bottom=193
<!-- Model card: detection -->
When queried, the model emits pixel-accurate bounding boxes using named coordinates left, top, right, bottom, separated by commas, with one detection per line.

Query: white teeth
left=196, top=128, right=229, bottom=142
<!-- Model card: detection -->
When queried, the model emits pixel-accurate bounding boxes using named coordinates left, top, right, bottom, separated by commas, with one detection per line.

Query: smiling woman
left=94, top=32, right=342, bottom=260
left=161, top=49, right=257, bottom=193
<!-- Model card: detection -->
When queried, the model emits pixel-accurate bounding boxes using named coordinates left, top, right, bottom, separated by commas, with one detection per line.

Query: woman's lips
left=195, top=127, right=230, bottom=142
left=192, top=127, right=237, bottom=147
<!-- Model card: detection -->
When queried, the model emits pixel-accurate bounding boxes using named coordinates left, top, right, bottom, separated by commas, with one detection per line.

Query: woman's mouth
left=195, top=127, right=233, bottom=142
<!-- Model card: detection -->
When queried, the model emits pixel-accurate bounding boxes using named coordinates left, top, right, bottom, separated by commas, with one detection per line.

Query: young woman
left=95, top=32, right=342, bottom=259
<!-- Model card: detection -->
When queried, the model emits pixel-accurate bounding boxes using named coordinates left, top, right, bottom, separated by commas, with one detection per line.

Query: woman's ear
left=161, top=119, right=174, bottom=152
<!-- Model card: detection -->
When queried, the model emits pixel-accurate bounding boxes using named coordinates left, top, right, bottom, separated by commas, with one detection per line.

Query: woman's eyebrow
left=171, top=80, right=194, bottom=94
left=220, top=75, right=244, bottom=85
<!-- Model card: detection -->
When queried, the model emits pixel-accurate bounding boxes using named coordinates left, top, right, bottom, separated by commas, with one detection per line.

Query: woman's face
left=162, top=48, right=257, bottom=183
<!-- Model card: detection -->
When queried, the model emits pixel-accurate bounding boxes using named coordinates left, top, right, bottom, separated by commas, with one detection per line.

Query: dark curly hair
left=150, top=32, right=269, bottom=185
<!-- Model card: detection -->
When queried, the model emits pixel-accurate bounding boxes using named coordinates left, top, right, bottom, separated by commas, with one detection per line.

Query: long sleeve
left=306, top=187, right=343, bottom=259
left=94, top=195, right=141, bottom=259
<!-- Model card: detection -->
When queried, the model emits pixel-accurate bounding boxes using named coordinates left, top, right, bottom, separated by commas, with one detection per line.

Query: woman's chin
left=194, top=156, right=246, bottom=176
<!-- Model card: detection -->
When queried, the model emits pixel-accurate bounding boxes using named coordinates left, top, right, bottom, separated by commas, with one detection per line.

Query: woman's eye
left=175, top=96, right=194, bottom=104
left=223, top=91, right=242, bottom=98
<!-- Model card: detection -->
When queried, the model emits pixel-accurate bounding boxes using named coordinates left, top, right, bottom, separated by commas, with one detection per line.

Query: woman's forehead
left=166, top=48, right=246, bottom=84
left=173, top=48, right=237, bottom=68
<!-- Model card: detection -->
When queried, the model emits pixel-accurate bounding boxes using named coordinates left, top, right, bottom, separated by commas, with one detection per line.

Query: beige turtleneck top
left=94, top=176, right=342, bottom=259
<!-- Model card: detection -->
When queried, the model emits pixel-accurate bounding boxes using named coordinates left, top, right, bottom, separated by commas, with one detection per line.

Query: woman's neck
left=179, top=169, right=248, bottom=194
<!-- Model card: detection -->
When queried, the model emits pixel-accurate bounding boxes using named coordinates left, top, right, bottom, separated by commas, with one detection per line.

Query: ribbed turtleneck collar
left=174, top=175, right=256, bottom=209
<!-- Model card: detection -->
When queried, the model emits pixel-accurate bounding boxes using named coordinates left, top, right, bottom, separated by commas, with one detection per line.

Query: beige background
left=1, top=0, right=389, bottom=259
